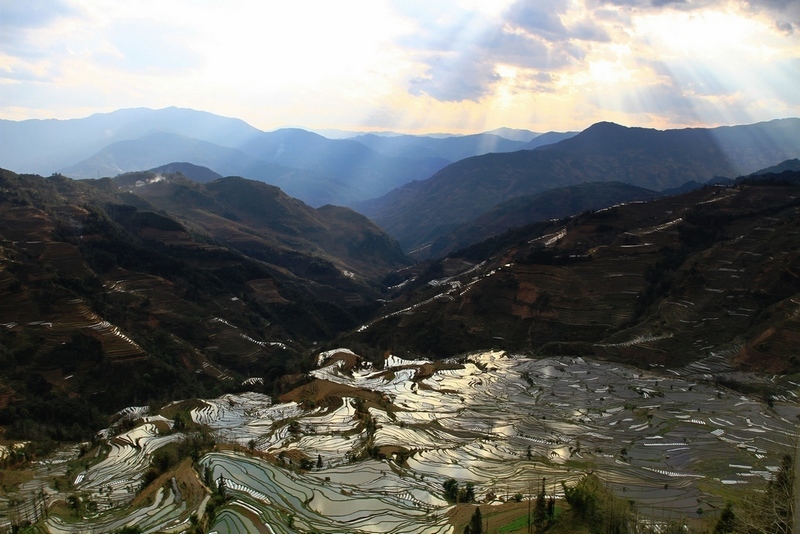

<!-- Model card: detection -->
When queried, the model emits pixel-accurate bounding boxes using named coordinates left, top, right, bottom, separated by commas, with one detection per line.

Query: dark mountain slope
left=0, top=168, right=408, bottom=441
left=114, top=173, right=411, bottom=280
left=149, top=162, right=223, bottom=183
left=752, top=158, right=800, bottom=175
left=356, top=149, right=667, bottom=250
left=357, top=119, right=800, bottom=251
left=420, top=181, right=659, bottom=259
left=347, top=175, right=800, bottom=379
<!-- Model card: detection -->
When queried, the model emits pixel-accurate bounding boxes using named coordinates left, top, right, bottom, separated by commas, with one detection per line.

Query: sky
left=1, top=0, right=799, bottom=134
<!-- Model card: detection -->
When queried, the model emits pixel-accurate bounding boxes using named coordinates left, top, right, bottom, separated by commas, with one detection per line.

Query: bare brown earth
left=279, top=378, right=387, bottom=409
left=447, top=501, right=551, bottom=534
left=130, top=457, right=205, bottom=510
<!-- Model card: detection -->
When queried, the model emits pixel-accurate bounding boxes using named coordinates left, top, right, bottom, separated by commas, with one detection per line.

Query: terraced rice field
left=29, top=350, right=798, bottom=533
left=190, top=350, right=799, bottom=532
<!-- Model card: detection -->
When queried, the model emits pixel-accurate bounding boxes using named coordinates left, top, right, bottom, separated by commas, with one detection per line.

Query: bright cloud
left=0, top=0, right=797, bottom=133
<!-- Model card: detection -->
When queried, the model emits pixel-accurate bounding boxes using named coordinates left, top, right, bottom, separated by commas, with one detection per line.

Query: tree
left=316, top=453, right=323, bottom=469
left=203, top=465, right=213, bottom=488
left=67, top=494, right=82, bottom=517
left=459, top=482, right=475, bottom=503
left=739, top=453, right=795, bottom=533
left=534, top=486, right=548, bottom=530
left=444, top=478, right=459, bottom=503
left=714, top=503, right=736, bottom=534
left=173, top=413, right=186, bottom=431
left=470, top=507, right=483, bottom=534
left=563, top=473, right=632, bottom=533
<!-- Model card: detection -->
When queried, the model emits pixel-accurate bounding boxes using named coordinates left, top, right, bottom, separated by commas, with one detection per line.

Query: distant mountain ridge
left=0, top=106, right=262, bottom=174
left=352, top=132, right=530, bottom=161
left=539, top=119, right=800, bottom=175
left=357, top=118, right=800, bottom=251
left=60, top=132, right=262, bottom=178
left=0, top=107, right=575, bottom=208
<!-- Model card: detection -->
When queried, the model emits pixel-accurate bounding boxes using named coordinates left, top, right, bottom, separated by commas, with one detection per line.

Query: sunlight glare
left=635, top=9, right=761, bottom=60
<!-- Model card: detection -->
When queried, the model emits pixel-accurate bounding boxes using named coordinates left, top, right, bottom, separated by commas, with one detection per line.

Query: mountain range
left=357, top=118, right=800, bottom=252
left=4, top=109, right=799, bottom=259
left=0, top=107, right=573, bottom=208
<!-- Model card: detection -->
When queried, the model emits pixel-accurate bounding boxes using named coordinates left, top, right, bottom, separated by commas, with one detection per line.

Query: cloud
left=482, top=30, right=575, bottom=69
left=398, top=0, right=610, bottom=102
left=583, top=75, right=746, bottom=126
left=99, top=19, right=202, bottom=74
left=505, top=1, right=611, bottom=42
left=744, top=0, right=800, bottom=35
left=0, top=0, right=77, bottom=32
left=504, top=2, right=569, bottom=40
left=409, top=59, right=500, bottom=102
left=0, top=0, right=80, bottom=56
left=0, top=0, right=797, bottom=132
left=651, top=0, right=687, bottom=7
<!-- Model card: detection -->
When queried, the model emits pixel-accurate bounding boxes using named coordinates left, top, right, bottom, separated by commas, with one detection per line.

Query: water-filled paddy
left=42, top=350, right=799, bottom=532
left=189, top=350, right=799, bottom=531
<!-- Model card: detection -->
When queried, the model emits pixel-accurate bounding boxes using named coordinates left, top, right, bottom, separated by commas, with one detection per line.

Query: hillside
left=149, top=162, right=223, bottom=183
left=0, top=168, right=409, bottom=441
left=357, top=118, right=800, bottom=251
left=347, top=173, right=800, bottom=379
left=416, top=181, right=659, bottom=259
left=121, top=173, right=411, bottom=278
left=753, top=158, right=800, bottom=175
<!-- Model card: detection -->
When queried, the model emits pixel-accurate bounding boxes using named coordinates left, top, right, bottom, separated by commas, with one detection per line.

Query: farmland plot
left=191, top=350, right=799, bottom=531
left=29, top=350, right=799, bottom=533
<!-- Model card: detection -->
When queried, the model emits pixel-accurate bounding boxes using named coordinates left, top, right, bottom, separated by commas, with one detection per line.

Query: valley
left=1, top=116, right=799, bottom=532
